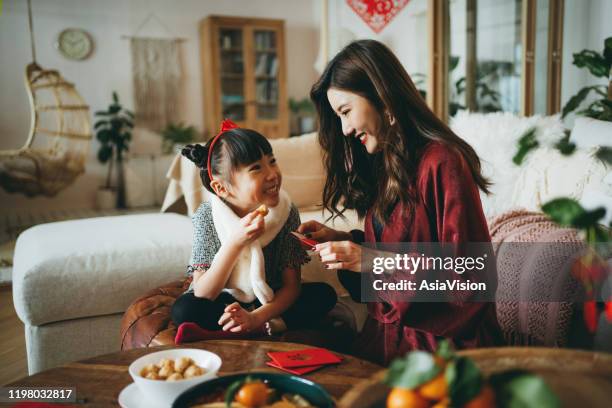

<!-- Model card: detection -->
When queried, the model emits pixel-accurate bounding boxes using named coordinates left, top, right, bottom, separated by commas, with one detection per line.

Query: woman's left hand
left=315, top=241, right=363, bottom=272
left=218, top=302, right=261, bottom=332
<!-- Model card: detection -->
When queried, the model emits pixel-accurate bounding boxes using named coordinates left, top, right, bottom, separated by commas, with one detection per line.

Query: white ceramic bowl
left=128, top=348, right=222, bottom=406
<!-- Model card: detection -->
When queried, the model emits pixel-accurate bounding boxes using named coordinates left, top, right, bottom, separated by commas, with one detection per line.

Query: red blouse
left=351, top=141, right=504, bottom=366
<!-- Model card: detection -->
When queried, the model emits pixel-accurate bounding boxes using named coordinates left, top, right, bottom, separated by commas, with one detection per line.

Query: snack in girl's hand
left=256, top=204, right=269, bottom=216
left=384, top=340, right=559, bottom=408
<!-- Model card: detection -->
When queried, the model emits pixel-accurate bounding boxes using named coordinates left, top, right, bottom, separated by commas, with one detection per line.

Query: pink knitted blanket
left=489, top=210, right=585, bottom=346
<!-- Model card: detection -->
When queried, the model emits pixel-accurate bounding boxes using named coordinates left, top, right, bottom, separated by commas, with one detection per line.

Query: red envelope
left=267, top=348, right=342, bottom=368
left=265, top=361, right=324, bottom=375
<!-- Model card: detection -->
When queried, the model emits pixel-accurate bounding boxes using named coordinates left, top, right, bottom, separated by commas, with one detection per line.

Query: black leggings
left=171, top=282, right=337, bottom=330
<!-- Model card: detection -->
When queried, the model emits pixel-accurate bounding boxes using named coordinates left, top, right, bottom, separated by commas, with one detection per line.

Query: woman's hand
left=218, top=302, right=262, bottom=332
left=315, top=240, right=363, bottom=272
left=231, top=211, right=265, bottom=248
left=297, top=220, right=352, bottom=243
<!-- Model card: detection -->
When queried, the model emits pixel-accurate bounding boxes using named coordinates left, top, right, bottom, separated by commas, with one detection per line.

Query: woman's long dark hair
left=310, top=39, right=491, bottom=223
left=181, top=128, right=273, bottom=194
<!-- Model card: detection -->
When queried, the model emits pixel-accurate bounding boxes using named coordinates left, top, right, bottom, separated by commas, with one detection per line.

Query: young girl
left=171, top=119, right=337, bottom=341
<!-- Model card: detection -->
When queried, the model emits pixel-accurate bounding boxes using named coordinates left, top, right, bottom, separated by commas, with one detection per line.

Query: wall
left=0, top=0, right=318, bottom=214
left=325, top=0, right=429, bottom=79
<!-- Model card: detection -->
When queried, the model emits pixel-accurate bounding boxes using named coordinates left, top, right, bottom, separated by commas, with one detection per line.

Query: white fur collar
left=209, top=189, right=291, bottom=304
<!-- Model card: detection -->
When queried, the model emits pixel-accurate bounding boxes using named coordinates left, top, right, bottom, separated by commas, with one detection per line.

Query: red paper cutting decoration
left=346, top=0, right=411, bottom=33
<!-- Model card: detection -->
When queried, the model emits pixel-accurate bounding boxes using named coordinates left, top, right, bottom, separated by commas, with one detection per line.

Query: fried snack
left=140, top=356, right=206, bottom=381
left=175, top=356, right=192, bottom=373
left=256, top=204, right=268, bottom=216
left=184, top=364, right=204, bottom=379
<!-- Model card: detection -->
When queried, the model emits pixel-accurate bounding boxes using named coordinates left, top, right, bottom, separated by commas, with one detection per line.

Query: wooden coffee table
left=6, top=339, right=382, bottom=406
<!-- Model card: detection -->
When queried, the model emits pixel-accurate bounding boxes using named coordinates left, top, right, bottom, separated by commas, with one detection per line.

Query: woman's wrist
left=334, top=230, right=353, bottom=241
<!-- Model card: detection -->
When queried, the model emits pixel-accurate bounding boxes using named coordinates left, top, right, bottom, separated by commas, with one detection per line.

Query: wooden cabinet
left=200, top=16, right=289, bottom=139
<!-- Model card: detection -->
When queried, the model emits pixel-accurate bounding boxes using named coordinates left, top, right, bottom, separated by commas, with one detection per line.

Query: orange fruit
left=418, top=373, right=448, bottom=401
left=235, top=381, right=269, bottom=407
left=463, top=385, right=496, bottom=408
left=387, top=387, right=429, bottom=408
left=431, top=398, right=450, bottom=408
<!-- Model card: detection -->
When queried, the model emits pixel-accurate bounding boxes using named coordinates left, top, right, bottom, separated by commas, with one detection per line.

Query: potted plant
left=94, top=91, right=133, bottom=209
left=562, top=36, right=611, bottom=121
left=289, top=97, right=316, bottom=136
left=161, top=122, right=197, bottom=154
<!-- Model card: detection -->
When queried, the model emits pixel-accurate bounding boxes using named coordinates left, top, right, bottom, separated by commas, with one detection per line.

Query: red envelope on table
left=265, top=361, right=325, bottom=375
left=267, top=348, right=342, bottom=368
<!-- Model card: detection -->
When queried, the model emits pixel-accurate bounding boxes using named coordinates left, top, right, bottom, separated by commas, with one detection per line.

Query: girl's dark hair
left=181, top=128, right=273, bottom=194
left=310, top=39, right=491, bottom=222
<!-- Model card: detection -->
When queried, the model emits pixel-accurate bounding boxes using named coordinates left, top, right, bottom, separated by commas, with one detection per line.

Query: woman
left=298, top=39, right=503, bottom=365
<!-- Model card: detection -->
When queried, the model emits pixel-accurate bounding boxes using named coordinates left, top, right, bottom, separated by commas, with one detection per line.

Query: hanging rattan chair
left=0, top=63, right=92, bottom=197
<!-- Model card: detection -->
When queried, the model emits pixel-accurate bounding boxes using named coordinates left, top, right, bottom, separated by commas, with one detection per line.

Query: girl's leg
left=171, top=292, right=235, bottom=330
left=281, top=282, right=337, bottom=329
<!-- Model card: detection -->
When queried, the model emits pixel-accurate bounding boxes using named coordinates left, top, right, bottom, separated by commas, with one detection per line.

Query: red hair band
left=207, top=118, right=239, bottom=181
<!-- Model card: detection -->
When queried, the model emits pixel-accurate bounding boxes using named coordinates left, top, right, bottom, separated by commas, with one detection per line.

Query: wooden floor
left=0, top=286, right=28, bottom=385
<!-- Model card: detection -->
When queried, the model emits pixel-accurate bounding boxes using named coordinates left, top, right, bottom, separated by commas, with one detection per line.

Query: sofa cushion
left=13, top=213, right=192, bottom=326
left=268, top=132, right=326, bottom=209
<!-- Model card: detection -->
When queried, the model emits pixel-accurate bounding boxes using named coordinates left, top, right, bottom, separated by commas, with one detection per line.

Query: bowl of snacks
left=172, top=372, right=334, bottom=407
left=128, top=348, right=222, bottom=406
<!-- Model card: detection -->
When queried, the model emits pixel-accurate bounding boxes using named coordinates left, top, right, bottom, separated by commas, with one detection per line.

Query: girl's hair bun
left=181, top=144, right=208, bottom=169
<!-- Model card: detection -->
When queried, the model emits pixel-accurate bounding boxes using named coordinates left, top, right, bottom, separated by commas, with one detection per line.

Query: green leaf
left=603, top=37, right=612, bottom=66
left=595, top=146, right=612, bottom=166
left=513, top=127, right=539, bottom=165
left=109, top=104, right=122, bottom=115
left=573, top=207, right=607, bottom=229
left=94, top=120, right=108, bottom=130
left=573, top=50, right=609, bottom=78
left=97, top=145, right=113, bottom=163
left=436, top=339, right=454, bottom=360
left=94, top=110, right=111, bottom=116
left=490, top=370, right=560, bottom=408
left=554, top=138, right=576, bottom=155
left=541, top=198, right=586, bottom=227
left=96, top=129, right=111, bottom=143
left=384, top=351, right=441, bottom=389
left=445, top=357, right=482, bottom=406
left=562, top=87, right=593, bottom=118
left=224, top=378, right=245, bottom=407
left=449, top=55, right=460, bottom=72
left=112, top=91, right=119, bottom=104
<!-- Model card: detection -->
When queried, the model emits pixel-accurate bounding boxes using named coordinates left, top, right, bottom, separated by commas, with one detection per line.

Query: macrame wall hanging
left=346, top=0, right=411, bottom=33
left=126, top=13, right=185, bottom=132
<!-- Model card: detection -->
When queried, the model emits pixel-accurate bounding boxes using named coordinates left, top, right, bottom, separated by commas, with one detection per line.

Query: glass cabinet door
left=253, top=30, right=279, bottom=120
left=219, top=28, right=246, bottom=121
left=449, top=0, right=523, bottom=117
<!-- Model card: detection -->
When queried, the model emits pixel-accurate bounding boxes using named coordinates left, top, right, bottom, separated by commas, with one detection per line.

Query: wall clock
left=56, top=28, right=94, bottom=60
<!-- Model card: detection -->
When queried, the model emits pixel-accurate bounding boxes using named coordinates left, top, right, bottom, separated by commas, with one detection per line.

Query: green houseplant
left=562, top=36, right=612, bottom=120
left=161, top=122, right=197, bottom=154
left=94, top=91, right=133, bottom=209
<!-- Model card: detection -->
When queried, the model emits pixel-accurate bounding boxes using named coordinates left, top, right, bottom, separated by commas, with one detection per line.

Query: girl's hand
left=218, top=302, right=262, bottom=332
left=297, top=220, right=352, bottom=243
left=315, top=240, right=363, bottom=272
left=231, top=211, right=266, bottom=248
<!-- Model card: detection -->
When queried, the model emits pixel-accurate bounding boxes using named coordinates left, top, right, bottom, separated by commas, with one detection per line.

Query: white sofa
left=13, top=114, right=611, bottom=374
